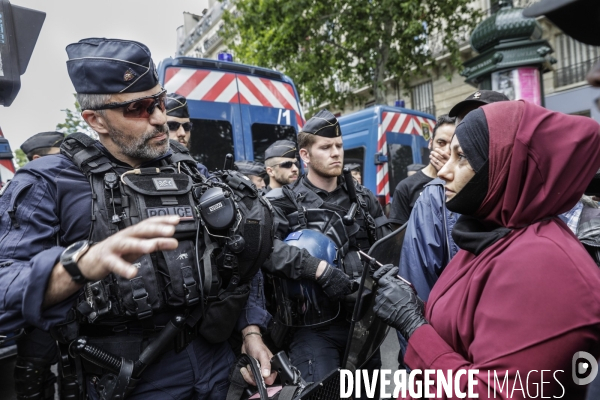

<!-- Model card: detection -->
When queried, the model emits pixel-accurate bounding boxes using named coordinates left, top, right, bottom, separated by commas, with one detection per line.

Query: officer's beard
left=108, top=123, right=170, bottom=161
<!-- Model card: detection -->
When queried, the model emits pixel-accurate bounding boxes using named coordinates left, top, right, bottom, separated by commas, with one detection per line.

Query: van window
left=420, top=146, right=431, bottom=165
left=388, top=143, right=414, bottom=193
left=344, top=147, right=365, bottom=177
left=251, top=123, right=297, bottom=163
left=188, top=119, right=234, bottom=172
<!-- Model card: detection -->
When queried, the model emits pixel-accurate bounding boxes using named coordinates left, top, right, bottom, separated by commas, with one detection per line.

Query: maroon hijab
left=477, top=100, right=600, bottom=227
left=406, top=101, right=600, bottom=398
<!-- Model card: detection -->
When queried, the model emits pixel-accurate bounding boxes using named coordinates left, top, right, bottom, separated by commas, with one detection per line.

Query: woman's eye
left=458, top=153, right=467, bottom=161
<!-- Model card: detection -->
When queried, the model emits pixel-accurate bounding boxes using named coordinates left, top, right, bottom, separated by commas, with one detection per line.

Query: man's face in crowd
left=248, top=174, right=266, bottom=190
left=167, top=116, right=191, bottom=147
left=266, top=156, right=299, bottom=187
left=438, top=135, right=475, bottom=201
left=429, top=123, right=454, bottom=172
left=85, top=84, right=169, bottom=165
left=300, top=135, right=344, bottom=179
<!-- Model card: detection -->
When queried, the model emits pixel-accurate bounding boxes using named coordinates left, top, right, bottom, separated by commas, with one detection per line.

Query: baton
left=357, top=250, right=415, bottom=289
left=342, top=167, right=359, bottom=226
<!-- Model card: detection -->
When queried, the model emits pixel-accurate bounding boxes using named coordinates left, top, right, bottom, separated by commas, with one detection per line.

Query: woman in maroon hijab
left=374, top=100, right=600, bottom=399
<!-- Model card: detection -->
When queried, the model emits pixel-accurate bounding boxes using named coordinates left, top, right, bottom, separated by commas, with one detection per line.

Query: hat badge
left=124, top=69, right=136, bottom=82
left=473, top=91, right=481, bottom=99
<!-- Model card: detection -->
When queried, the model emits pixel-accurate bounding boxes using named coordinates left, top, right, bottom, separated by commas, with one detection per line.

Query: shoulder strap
left=60, top=132, right=115, bottom=176
left=353, top=183, right=378, bottom=243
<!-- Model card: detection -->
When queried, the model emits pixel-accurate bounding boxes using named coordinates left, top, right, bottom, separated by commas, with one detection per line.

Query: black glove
left=316, top=264, right=354, bottom=301
left=372, top=263, right=395, bottom=281
left=373, top=267, right=427, bottom=339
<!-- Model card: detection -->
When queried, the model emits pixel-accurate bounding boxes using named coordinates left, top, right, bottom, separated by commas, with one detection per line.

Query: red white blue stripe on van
left=164, top=67, right=304, bottom=128
left=377, top=112, right=436, bottom=203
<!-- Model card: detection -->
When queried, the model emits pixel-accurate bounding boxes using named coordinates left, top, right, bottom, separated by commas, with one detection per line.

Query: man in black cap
left=263, top=109, right=392, bottom=388
left=0, top=38, right=273, bottom=399
left=264, top=139, right=299, bottom=193
left=448, top=89, right=510, bottom=123
left=165, top=93, right=208, bottom=177
left=389, top=114, right=456, bottom=229
left=20, top=131, right=65, bottom=161
left=235, top=160, right=267, bottom=190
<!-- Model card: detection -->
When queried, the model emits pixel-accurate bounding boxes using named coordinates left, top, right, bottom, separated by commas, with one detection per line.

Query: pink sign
left=491, top=67, right=542, bottom=106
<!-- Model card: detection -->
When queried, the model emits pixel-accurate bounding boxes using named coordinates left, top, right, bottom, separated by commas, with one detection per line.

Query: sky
left=0, top=0, right=209, bottom=150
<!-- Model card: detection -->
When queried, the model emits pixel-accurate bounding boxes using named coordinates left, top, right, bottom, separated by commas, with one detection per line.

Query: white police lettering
left=208, top=202, right=223, bottom=213
left=152, top=177, right=177, bottom=191
left=146, top=206, right=194, bottom=219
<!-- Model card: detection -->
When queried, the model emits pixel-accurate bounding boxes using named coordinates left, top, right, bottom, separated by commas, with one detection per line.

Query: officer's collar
left=94, top=141, right=173, bottom=168
left=302, top=174, right=345, bottom=195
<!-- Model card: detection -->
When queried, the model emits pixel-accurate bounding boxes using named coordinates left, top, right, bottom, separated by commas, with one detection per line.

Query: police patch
left=147, top=206, right=194, bottom=220
left=152, top=177, right=177, bottom=191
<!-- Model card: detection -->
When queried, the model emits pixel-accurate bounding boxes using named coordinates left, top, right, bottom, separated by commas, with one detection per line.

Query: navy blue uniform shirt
left=0, top=142, right=268, bottom=332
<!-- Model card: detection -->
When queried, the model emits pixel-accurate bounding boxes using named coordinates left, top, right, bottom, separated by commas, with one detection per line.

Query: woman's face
left=438, top=135, right=476, bottom=201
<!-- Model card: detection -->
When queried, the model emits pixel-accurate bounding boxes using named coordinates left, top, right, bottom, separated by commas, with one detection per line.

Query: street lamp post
left=461, top=0, right=555, bottom=106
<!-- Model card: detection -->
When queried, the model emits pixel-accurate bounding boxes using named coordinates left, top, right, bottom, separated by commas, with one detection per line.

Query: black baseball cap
left=523, top=0, right=600, bottom=46
left=448, top=90, right=510, bottom=118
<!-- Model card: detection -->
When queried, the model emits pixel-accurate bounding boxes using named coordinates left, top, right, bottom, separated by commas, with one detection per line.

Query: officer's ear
left=299, top=147, right=311, bottom=165
left=266, top=166, right=275, bottom=178
left=81, top=110, right=110, bottom=135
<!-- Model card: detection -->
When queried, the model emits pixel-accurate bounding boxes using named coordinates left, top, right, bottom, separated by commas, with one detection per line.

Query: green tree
left=14, top=148, right=28, bottom=168
left=56, top=94, right=97, bottom=139
left=224, top=0, right=481, bottom=112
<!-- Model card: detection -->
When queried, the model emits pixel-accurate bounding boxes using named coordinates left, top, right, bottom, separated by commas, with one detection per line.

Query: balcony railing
left=554, top=57, right=599, bottom=87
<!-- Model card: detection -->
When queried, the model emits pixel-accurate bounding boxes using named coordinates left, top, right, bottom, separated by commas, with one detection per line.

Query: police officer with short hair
left=263, top=109, right=392, bottom=387
left=20, top=131, right=65, bottom=161
left=165, top=93, right=209, bottom=177
left=264, top=139, right=299, bottom=193
left=0, top=38, right=273, bottom=399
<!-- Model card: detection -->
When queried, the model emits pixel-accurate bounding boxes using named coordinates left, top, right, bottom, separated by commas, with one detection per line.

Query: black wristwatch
left=60, top=240, right=91, bottom=284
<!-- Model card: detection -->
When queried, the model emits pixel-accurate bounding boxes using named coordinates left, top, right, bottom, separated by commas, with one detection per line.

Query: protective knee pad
left=14, top=356, right=56, bottom=400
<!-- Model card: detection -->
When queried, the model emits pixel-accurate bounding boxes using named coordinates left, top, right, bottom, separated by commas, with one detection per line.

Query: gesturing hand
left=373, top=267, right=427, bottom=340
left=77, top=216, right=180, bottom=281
left=430, top=147, right=450, bottom=171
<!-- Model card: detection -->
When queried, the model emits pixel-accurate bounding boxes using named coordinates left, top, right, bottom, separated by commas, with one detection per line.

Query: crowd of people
left=0, top=0, right=600, bottom=399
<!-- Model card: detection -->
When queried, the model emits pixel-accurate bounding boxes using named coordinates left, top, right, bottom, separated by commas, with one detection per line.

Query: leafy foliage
left=14, top=148, right=28, bottom=168
left=223, top=0, right=481, bottom=113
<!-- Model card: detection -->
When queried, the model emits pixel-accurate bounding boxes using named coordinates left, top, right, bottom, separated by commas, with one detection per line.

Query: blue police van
left=158, top=57, right=305, bottom=172
left=338, top=106, right=436, bottom=206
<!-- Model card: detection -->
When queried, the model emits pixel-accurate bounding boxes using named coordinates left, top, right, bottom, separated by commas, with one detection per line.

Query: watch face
left=63, top=240, right=89, bottom=261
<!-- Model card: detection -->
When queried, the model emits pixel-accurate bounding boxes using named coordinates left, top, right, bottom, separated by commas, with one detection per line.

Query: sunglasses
left=275, top=160, right=299, bottom=169
left=89, top=89, right=167, bottom=119
left=167, top=121, right=193, bottom=132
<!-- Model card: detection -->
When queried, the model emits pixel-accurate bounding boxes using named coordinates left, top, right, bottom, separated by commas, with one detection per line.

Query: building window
left=411, top=81, right=435, bottom=116
left=554, top=33, right=600, bottom=87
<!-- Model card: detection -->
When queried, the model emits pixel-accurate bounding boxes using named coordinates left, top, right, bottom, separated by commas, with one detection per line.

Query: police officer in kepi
left=235, top=160, right=268, bottom=190
left=12, top=131, right=66, bottom=400
left=0, top=38, right=274, bottom=399
left=20, top=131, right=65, bottom=161
left=263, top=139, right=300, bottom=194
left=263, top=109, right=392, bottom=387
left=165, top=93, right=209, bottom=177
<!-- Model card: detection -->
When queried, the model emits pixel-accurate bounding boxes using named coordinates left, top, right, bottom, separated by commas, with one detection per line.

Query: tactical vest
left=60, top=133, right=273, bottom=343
